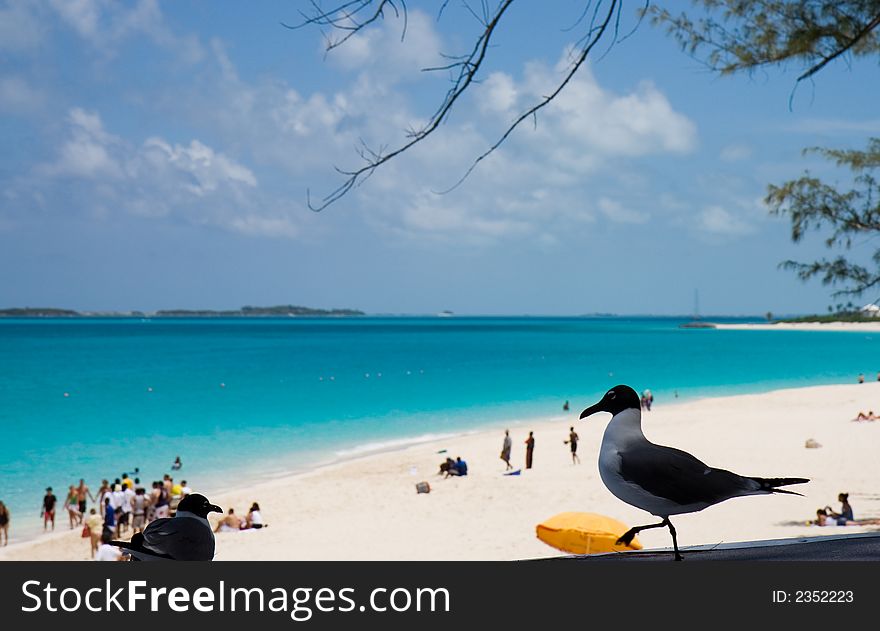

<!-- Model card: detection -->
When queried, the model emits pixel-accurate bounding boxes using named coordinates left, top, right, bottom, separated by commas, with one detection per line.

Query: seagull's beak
left=579, top=402, right=603, bottom=420
left=209, top=504, right=222, bottom=514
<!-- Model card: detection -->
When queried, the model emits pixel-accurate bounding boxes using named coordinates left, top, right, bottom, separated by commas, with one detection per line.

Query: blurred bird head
left=178, top=493, right=222, bottom=518
left=580, top=385, right=640, bottom=419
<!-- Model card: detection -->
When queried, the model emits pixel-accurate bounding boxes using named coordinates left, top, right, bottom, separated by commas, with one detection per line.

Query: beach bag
left=81, top=524, right=90, bottom=538
left=415, top=481, right=431, bottom=494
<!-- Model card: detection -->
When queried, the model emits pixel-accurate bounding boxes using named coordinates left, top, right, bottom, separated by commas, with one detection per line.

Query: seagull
left=112, top=493, right=222, bottom=561
left=580, top=385, right=808, bottom=561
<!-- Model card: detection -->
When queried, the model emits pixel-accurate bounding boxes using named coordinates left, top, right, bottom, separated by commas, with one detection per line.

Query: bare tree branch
left=293, top=0, right=632, bottom=210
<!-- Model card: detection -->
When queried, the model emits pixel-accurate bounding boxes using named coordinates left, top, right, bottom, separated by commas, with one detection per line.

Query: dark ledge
left=567, top=533, right=880, bottom=561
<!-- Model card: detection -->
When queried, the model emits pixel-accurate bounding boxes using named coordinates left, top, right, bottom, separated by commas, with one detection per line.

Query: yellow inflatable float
left=536, top=512, right=643, bottom=555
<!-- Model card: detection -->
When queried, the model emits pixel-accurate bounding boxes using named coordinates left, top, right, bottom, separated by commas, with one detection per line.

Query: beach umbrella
left=536, top=512, right=643, bottom=555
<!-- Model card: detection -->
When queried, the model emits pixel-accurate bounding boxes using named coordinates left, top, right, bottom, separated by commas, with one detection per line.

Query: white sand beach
left=716, top=322, right=880, bottom=332
left=2, top=382, right=879, bottom=561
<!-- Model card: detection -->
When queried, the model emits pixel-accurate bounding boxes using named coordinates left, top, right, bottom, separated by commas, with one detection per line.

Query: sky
left=1, top=0, right=879, bottom=316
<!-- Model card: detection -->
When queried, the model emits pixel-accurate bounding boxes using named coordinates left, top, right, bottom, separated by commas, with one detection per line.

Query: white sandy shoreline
left=3, top=382, right=880, bottom=561
left=716, top=322, right=880, bottom=332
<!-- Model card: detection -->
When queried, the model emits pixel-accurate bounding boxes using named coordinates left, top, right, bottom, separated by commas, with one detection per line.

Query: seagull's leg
left=663, top=517, right=683, bottom=562
left=616, top=520, right=667, bottom=546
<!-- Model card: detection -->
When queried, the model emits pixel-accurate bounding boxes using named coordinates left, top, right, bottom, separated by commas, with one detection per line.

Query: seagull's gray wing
left=141, top=517, right=216, bottom=561
left=618, top=442, right=757, bottom=507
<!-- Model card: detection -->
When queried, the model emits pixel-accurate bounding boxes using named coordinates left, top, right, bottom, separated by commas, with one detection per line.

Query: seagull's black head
left=580, top=385, right=641, bottom=419
left=177, top=493, right=222, bottom=518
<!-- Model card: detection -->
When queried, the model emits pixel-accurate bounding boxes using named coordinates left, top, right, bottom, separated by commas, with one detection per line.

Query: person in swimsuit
left=64, top=485, right=81, bottom=529
left=42, top=487, right=57, bottom=531
left=826, top=493, right=855, bottom=525
left=0, top=500, right=9, bottom=545
left=564, top=427, right=580, bottom=464
left=76, top=479, right=94, bottom=515
left=500, top=430, right=512, bottom=471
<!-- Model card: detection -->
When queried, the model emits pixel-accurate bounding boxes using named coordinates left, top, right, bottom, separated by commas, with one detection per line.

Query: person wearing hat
left=41, top=487, right=57, bottom=531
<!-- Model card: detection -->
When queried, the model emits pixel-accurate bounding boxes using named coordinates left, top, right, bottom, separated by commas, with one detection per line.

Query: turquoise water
left=1, top=316, right=876, bottom=541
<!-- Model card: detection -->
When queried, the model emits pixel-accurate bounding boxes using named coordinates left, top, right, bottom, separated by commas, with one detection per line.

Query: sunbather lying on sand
left=853, top=410, right=878, bottom=421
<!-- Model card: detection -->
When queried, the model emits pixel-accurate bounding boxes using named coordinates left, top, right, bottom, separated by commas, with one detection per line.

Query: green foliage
left=649, top=1, right=880, bottom=80
left=766, top=139, right=880, bottom=296
left=650, top=1, right=880, bottom=298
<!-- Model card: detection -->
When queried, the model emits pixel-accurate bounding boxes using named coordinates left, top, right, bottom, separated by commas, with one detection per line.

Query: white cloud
left=325, top=9, right=443, bottom=79
left=48, top=0, right=204, bottom=63
left=485, top=58, right=697, bottom=164
left=34, top=107, right=290, bottom=237
left=696, top=205, right=753, bottom=236
left=0, top=0, right=46, bottom=51
left=46, top=107, right=123, bottom=179
left=480, top=72, right=518, bottom=114
left=598, top=197, right=649, bottom=224
left=142, top=138, right=257, bottom=195
left=138, top=19, right=697, bottom=246
left=0, top=75, right=45, bottom=113
left=49, top=0, right=101, bottom=39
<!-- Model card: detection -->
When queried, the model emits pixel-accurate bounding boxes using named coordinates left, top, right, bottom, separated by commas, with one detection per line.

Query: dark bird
left=580, top=385, right=808, bottom=560
left=112, top=493, right=222, bottom=561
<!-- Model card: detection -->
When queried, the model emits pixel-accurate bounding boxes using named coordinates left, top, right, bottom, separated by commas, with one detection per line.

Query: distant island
left=0, top=305, right=364, bottom=318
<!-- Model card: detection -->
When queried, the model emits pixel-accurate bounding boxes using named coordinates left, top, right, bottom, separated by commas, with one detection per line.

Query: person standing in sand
left=85, top=508, right=103, bottom=558
left=525, top=431, right=535, bottom=469
left=41, top=487, right=57, bottom=531
left=76, top=479, right=94, bottom=516
left=500, top=430, right=513, bottom=471
left=63, top=485, right=81, bottom=529
left=564, top=427, right=580, bottom=465
left=0, top=500, right=9, bottom=546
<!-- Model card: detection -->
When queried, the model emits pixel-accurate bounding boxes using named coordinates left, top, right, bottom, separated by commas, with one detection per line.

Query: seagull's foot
left=616, top=528, right=638, bottom=546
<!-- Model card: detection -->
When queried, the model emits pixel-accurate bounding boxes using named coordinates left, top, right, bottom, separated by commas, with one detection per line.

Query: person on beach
left=131, top=487, right=148, bottom=532
left=110, top=483, right=125, bottom=537
left=641, top=389, right=653, bottom=411
left=858, top=373, right=865, bottom=384
left=564, top=427, right=580, bottom=464
left=180, top=480, right=192, bottom=497
left=76, top=479, right=94, bottom=515
left=121, top=473, right=133, bottom=490
left=245, top=503, right=265, bottom=529
left=439, top=457, right=456, bottom=476
left=85, top=508, right=103, bottom=558
left=63, top=485, right=81, bottom=529
left=214, top=508, right=243, bottom=533
left=525, top=431, right=535, bottom=469
left=172, top=455, right=182, bottom=471
left=500, top=430, right=513, bottom=471
left=41, top=487, right=57, bottom=531
left=826, top=493, right=854, bottom=524
left=453, top=457, right=468, bottom=476
left=854, top=410, right=877, bottom=421
left=95, top=531, right=122, bottom=562
left=96, top=479, right=111, bottom=511
left=154, top=481, right=170, bottom=519
left=0, top=500, right=10, bottom=546
left=563, top=400, right=570, bottom=411
left=103, top=497, right=115, bottom=535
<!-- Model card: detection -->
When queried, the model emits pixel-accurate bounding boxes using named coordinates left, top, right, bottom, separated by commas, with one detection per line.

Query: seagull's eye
left=608, top=391, right=616, bottom=399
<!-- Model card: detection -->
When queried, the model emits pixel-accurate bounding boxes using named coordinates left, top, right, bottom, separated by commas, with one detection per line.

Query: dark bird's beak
left=209, top=504, right=222, bottom=514
left=579, top=402, right=603, bottom=420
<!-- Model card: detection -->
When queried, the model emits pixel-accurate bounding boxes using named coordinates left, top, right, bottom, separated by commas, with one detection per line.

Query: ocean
left=1, top=316, right=876, bottom=541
